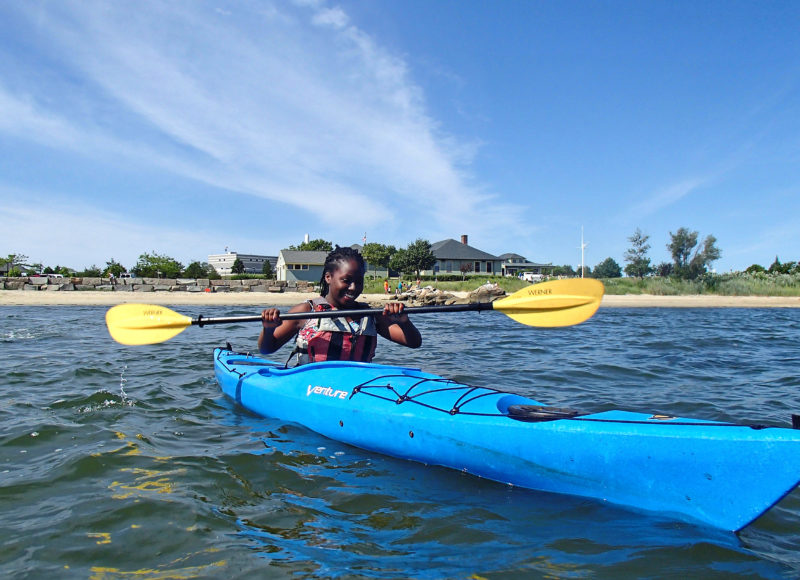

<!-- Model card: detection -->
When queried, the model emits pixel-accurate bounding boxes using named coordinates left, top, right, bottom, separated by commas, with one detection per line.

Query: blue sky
left=1, top=0, right=798, bottom=273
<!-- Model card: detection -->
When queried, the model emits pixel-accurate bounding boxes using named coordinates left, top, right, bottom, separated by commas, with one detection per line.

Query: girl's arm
left=258, top=302, right=311, bottom=354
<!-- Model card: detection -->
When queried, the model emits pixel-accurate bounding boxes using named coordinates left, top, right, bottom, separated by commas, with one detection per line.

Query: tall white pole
left=580, top=227, right=586, bottom=278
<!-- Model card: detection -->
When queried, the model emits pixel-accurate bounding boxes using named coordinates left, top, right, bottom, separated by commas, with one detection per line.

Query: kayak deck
left=214, top=348, right=800, bottom=531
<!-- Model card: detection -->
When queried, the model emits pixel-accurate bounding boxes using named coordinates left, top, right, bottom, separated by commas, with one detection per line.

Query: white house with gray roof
left=497, top=253, right=554, bottom=277
left=276, top=250, right=328, bottom=282
left=428, top=235, right=502, bottom=276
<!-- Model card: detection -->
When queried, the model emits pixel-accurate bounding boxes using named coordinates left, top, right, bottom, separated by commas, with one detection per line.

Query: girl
left=259, top=247, right=421, bottom=365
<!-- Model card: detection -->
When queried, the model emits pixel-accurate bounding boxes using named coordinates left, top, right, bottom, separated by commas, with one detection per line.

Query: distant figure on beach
left=384, top=279, right=389, bottom=294
left=396, top=280, right=403, bottom=296
left=259, top=247, right=421, bottom=365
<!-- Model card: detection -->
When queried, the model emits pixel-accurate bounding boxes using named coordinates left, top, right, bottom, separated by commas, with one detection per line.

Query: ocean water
left=1, top=304, right=800, bottom=578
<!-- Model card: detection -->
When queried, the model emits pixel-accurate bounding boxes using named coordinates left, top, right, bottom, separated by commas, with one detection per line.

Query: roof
left=431, top=239, right=499, bottom=261
left=497, top=253, right=526, bottom=260
left=278, top=250, right=328, bottom=265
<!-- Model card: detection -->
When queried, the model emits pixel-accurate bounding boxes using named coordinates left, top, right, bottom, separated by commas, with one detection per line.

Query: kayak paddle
left=105, top=278, right=604, bottom=345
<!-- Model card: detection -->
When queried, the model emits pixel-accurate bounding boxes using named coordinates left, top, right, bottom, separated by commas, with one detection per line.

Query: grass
left=601, top=273, right=800, bottom=297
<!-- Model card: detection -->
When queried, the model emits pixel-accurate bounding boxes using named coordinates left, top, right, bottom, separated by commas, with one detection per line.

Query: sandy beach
left=1, top=290, right=799, bottom=308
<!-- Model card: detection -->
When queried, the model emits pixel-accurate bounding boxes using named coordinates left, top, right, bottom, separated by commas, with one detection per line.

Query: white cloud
left=627, top=177, right=711, bottom=220
left=312, top=7, right=349, bottom=29
left=0, top=0, right=527, bottom=266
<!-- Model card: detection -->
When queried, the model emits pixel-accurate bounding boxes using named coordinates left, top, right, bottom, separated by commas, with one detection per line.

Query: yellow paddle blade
left=105, top=303, right=193, bottom=345
left=492, top=278, right=604, bottom=327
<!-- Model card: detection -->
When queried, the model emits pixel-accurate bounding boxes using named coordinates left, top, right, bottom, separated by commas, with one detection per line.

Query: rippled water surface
left=2, top=305, right=800, bottom=578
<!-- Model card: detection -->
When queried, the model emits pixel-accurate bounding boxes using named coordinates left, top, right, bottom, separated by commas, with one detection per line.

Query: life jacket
left=293, top=297, right=377, bottom=365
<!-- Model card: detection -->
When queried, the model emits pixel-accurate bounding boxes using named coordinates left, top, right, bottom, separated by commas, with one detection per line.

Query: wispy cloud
left=0, top=0, right=525, bottom=262
left=626, top=176, right=712, bottom=221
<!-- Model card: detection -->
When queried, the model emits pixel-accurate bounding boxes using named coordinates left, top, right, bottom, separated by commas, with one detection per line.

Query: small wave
left=48, top=390, right=136, bottom=413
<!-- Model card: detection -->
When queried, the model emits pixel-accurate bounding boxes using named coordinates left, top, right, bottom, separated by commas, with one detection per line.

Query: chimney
left=461, top=235, right=468, bottom=245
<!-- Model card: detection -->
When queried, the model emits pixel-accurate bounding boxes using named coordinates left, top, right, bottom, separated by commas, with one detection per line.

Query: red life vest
left=294, top=298, right=377, bottom=365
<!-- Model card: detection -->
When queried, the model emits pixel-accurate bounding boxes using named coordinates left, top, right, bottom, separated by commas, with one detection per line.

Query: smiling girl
left=259, top=246, right=421, bottom=365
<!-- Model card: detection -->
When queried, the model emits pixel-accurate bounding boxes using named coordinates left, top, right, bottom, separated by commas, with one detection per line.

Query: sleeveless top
left=293, top=297, right=378, bottom=365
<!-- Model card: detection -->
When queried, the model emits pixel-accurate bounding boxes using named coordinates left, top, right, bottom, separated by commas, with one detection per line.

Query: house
left=497, top=253, right=555, bottom=277
left=208, top=251, right=277, bottom=276
left=276, top=250, right=328, bottom=282
left=428, top=235, right=502, bottom=276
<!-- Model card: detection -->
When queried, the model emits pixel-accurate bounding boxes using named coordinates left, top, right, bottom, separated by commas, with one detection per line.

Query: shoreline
left=1, top=290, right=799, bottom=308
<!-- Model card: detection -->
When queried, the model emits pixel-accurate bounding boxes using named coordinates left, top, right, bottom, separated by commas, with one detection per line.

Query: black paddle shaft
left=193, top=302, right=494, bottom=327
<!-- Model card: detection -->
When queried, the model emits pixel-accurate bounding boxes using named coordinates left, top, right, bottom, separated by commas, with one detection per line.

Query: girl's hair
left=319, top=246, right=366, bottom=296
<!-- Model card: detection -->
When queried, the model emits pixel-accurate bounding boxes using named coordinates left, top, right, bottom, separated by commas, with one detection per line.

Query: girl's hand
left=382, top=302, right=409, bottom=324
left=261, top=308, right=282, bottom=328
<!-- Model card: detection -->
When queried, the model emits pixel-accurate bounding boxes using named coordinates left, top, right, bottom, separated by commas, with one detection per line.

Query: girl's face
left=325, top=258, right=364, bottom=308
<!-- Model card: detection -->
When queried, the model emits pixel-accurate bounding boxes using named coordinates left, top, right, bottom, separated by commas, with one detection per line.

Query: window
left=474, top=261, right=481, bottom=273
left=487, top=262, right=493, bottom=273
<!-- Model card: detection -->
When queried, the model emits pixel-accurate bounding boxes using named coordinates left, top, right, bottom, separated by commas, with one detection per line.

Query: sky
left=1, top=0, right=799, bottom=273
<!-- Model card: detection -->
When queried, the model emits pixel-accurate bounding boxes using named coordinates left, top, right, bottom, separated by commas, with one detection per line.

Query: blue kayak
left=214, top=347, right=800, bottom=531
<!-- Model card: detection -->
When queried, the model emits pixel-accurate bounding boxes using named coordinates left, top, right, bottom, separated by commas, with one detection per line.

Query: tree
left=667, top=228, right=721, bottom=279
left=184, top=261, right=213, bottom=278
left=594, top=257, right=622, bottom=278
left=623, top=228, right=652, bottom=278
left=389, top=248, right=410, bottom=275
left=131, top=251, right=184, bottom=278
left=288, top=238, right=333, bottom=252
left=687, top=234, right=722, bottom=279
left=361, top=242, right=396, bottom=278
left=767, top=256, right=796, bottom=275
left=403, top=239, right=436, bottom=277
left=103, top=258, right=127, bottom=278
left=78, top=265, right=102, bottom=277
left=745, top=263, right=766, bottom=275
left=552, top=264, right=576, bottom=277
left=459, top=262, right=474, bottom=280
left=231, top=258, right=245, bottom=274
left=3, top=253, right=29, bottom=273
left=654, top=261, right=673, bottom=277
left=262, top=260, right=274, bottom=278
left=667, top=227, right=698, bottom=271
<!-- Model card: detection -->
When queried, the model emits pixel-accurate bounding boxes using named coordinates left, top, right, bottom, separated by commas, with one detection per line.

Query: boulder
left=467, top=283, right=506, bottom=303
left=29, top=276, right=48, bottom=286
left=396, top=287, right=462, bottom=306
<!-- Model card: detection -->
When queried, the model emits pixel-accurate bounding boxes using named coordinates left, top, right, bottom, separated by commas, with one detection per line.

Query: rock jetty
left=0, top=276, right=316, bottom=294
